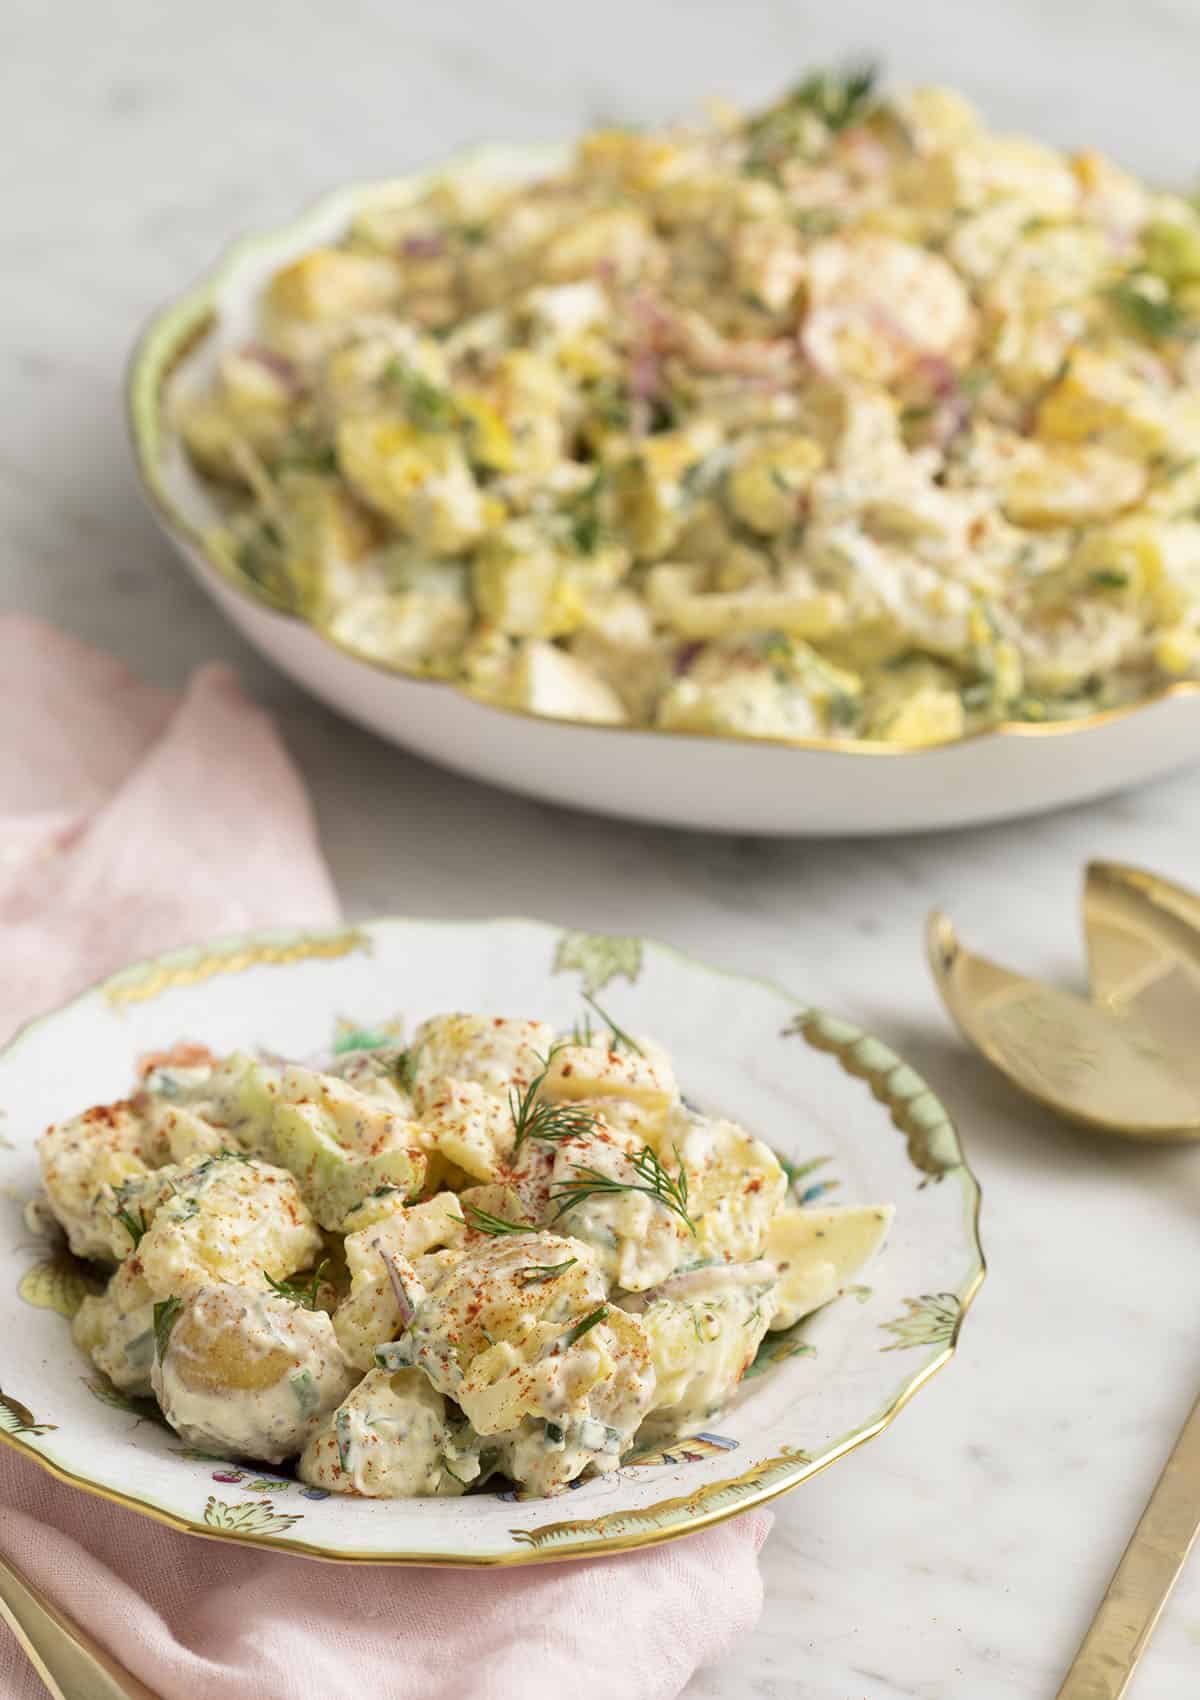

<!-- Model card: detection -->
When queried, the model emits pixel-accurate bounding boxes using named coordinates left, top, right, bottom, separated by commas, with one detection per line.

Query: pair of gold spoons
left=930, top=859, right=1199, bottom=1700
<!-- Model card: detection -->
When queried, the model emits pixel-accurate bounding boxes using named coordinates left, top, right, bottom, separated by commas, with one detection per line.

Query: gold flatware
left=928, top=859, right=1200, bottom=1141
left=0, top=1545, right=157, bottom=1700
left=1056, top=1391, right=1200, bottom=1699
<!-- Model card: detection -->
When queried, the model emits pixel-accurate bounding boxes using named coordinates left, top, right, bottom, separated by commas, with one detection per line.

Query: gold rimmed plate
left=1, top=916, right=983, bottom=1564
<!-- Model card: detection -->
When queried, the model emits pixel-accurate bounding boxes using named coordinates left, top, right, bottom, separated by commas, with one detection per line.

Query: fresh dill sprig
left=1107, top=275, right=1192, bottom=340
left=510, top=1046, right=599, bottom=1151
left=114, top=1204, right=149, bottom=1250
left=153, top=1297, right=182, bottom=1361
left=451, top=1200, right=532, bottom=1236
left=581, top=992, right=644, bottom=1056
left=264, top=1259, right=331, bottom=1311
left=562, top=1305, right=609, bottom=1348
left=551, top=1144, right=696, bottom=1235
left=516, top=1257, right=579, bottom=1287
left=384, top=360, right=457, bottom=430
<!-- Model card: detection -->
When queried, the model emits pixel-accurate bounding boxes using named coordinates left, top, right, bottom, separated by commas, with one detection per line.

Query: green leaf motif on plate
left=743, top=1324, right=818, bottom=1379
left=783, top=1009, right=963, bottom=1184
left=879, top=1292, right=962, bottom=1352
left=553, top=932, right=643, bottom=996
left=0, top=1387, right=57, bottom=1437
left=202, top=1496, right=303, bottom=1535
left=19, top=1253, right=104, bottom=1320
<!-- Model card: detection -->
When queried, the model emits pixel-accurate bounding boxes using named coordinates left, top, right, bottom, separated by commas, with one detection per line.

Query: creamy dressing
left=43, top=1005, right=892, bottom=1498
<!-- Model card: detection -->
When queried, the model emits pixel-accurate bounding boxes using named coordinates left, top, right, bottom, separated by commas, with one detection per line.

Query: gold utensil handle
left=0, top=1547, right=159, bottom=1700
left=1057, top=1392, right=1200, bottom=1699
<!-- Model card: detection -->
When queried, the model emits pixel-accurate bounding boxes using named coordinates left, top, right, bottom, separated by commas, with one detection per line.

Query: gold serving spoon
left=929, top=859, right=1200, bottom=1697
left=928, top=859, right=1200, bottom=1141
left=0, top=1544, right=155, bottom=1700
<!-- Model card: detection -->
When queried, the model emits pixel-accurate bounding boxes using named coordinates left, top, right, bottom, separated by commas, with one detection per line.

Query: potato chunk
left=299, top=1368, right=481, bottom=1498
left=152, top=1283, right=358, bottom=1463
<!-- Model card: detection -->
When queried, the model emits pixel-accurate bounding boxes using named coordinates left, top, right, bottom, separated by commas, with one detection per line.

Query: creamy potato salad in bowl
left=0, top=918, right=981, bottom=1562
left=131, top=71, right=1200, bottom=831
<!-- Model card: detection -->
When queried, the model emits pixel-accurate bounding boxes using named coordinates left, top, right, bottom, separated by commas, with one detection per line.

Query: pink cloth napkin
left=0, top=617, right=770, bottom=1700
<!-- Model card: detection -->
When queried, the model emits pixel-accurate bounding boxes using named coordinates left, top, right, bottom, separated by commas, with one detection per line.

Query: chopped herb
left=544, top=1420, right=566, bottom=1446
left=510, top=1047, right=599, bottom=1152
left=516, top=1257, right=579, bottom=1287
left=827, top=692, right=862, bottom=729
left=264, top=1259, right=330, bottom=1310
left=568, top=471, right=608, bottom=555
left=744, top=63, right=880, bottom=177
left=581, top=992, right=644, bottom=1056
left=1107, top=276, right=1192, bottom=340
left=289, top=1368, right=321, bottom=1419
left=113, top=1204, right=149, bottom=1250
left=370, top=1184, right=401, bottom=1200
left=562, top=1306, right=609, bottom=1349
left=335, top=1407, right=355, bottom=1474
left=374, top=1340, right=411, bottom=1372
left=456, top=222, right=489, bottom=246
left=452, top=1200, right=531, bottom=1236
left=395, top=1049, right=416, bottom=1092
left=793, top=207, right=840, bottom=236
left=551, top=1144, right=696, bottom=1235
left=153, top=1297, right=182, bottom=1362
left=384, top=361, right=457, bottom=430
left=1089, top=568, right=1130, bottom=590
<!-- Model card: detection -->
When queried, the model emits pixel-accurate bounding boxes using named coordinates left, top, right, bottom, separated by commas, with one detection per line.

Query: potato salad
left=176, top=70, right=1200, bottom=746
left=38, top=1014, right=890, bottom=1498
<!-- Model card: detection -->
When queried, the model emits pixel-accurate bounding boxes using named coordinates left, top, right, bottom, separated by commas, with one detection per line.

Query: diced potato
left=674, top=1115, right=788, bottom=1265
left=543, top=1042, right=677, bottom=1120
left=343, top=1191, right=466, bottom=1289
left=72, top=1260, right=157, bottom=1395
left=508, top=641, right=627, bottom=724
left=999, top=443, right=1146, bottom=528
left=327, top=588, right=472, bottom=672
left=766, top=1204, right=893, bottom=1329
left=472, top=523, right=580, bottom=638
left=547, top=1125, right=692, bottom=1291
left=152, top=1283, right=357, bottom=1463
left=266, top=250, right=399, bottom=324
left=39, top=1100, right=170, bottom=1262
left=638, top=1275, right=776, bottom=1443
left=540, top=207, right=662, bottom=285
left=615, top=424, right=722, bottom=559
left=299, top=1368, right=481, bottom=1497
left=336, top=418, right=484, bottom=554
left=1036, top=351, right=1169, bottom=458
left=728, top=435, right=824, bottom=534
left=135, top=1152, right=323, bottom=1297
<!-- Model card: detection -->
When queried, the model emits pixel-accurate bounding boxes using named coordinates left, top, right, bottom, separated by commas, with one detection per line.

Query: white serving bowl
left=127, top=148, right=1200, bottom=835
left=0, top=917, right=982, bottom=1564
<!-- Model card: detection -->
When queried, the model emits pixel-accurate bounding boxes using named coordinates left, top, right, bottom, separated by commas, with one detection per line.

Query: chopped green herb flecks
left=562, top=1306, right=609, bottom=1349
left=264, top=1259, right=330, bottom=1310
left=153, top=1297, right=182, bottom=1362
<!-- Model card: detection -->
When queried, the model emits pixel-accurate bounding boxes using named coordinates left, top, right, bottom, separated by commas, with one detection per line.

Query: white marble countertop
left=7, top=1, right=1200, bottom=1692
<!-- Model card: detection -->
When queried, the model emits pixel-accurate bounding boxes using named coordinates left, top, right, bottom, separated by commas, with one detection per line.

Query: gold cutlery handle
left=0, top=1547, right=159, bottom=1700
left=1057, top=1392, right=1200, bottom=1699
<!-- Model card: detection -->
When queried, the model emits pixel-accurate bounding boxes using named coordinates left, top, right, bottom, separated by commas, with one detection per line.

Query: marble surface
left=6, top=1, right=1200, bottom=1692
